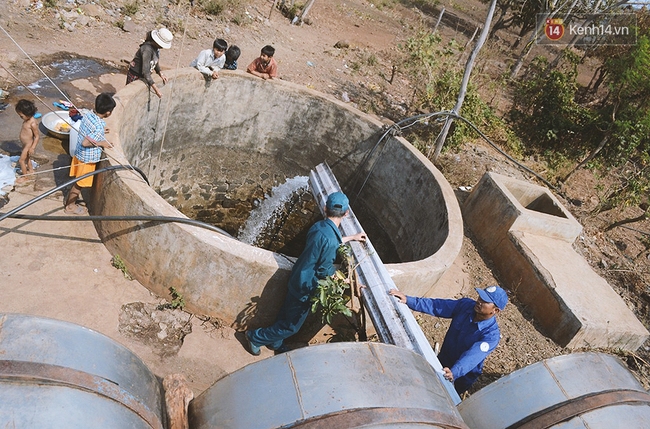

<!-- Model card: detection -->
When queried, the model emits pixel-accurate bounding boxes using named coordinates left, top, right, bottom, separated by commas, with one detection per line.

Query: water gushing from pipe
left=237, top=176, right=309, bottom=246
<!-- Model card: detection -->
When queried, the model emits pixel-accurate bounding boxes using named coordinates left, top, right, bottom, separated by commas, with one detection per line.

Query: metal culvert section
left=458, top=352, right=650, bottom=428
left=94, top=69, right=463, bottom=326
left=188, top=342, right=468, bottom=429
left=0, top=313, right=164, bottom=429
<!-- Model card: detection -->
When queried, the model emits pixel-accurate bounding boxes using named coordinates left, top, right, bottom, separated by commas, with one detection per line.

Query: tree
left=598, top=35, right=650, bottom=167
left=509, top=52, right=594, bottom=152
left=484, top=0, right=544, bottom=47
left=509, top=0, right=579, bottom=79
left=430, top=0, right=499, bottom=160
left=510, top=9, right=650, bottom=209
left=509, top=0, right=633, bottom=78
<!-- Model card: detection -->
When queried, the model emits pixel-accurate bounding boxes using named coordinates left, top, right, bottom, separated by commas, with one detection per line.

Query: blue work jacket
left=287, top=219, right=342, bottom=302
left=405, top=296, right=501, bottom=385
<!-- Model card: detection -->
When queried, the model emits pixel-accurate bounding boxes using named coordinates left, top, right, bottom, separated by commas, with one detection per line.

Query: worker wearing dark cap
left=245, top=192, right=366, bottom=355
left=389, top=285, right=508, bottom=394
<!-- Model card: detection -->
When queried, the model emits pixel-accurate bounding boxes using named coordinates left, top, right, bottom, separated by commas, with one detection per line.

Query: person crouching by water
left=389, top=285, right=508, bottom=395
left=244, top=192, right=366, bottom=355
left=126, top=28, right=173, bottom=98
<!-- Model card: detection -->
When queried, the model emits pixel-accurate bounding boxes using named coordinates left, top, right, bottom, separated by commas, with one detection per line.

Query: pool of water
left=15, top=55, right=119, bottom=100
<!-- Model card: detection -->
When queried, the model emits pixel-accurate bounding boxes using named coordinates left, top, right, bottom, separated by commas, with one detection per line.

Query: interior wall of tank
left=93, top=69, right=463, bottom=325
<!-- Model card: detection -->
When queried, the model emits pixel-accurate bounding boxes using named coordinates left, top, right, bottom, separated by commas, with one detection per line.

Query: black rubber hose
left=0, top=165, right=232, bottom=238
left=0, top=165, right=147, bottom=222
left=8, top=214, right=233, bottom=237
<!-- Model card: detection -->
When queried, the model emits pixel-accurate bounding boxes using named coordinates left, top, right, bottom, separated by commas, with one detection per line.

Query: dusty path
left=0, top=186, right=271, bottom=395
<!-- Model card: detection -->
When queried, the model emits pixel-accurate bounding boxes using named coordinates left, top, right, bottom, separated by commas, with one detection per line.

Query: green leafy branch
left=157, top=287, right=185, bottom=310
left=309, top=243, right=358, bottom=324
left=310, top=270, right=352, bottom=325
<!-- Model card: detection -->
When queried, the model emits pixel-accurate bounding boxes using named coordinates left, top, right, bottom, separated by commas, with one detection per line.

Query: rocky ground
left=1, top=0, right=650, bottom=396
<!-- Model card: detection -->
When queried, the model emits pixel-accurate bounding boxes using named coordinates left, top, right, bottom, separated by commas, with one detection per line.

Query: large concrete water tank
left=458, top=352, right=650, bottom=428
left=95, top=69, right=463, bottom=326
left=188, top=342, right=469, bottom=428
left=0, top=313, right=164, bottom=429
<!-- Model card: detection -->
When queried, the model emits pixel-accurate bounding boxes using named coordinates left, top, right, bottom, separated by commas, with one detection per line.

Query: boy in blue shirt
left=389, top=285, right=508, bottom=394
left=64, top=92, right=115, bottom=215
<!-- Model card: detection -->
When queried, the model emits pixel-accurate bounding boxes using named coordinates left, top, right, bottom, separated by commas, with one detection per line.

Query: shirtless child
left=15, top=99, right=40, bottom=183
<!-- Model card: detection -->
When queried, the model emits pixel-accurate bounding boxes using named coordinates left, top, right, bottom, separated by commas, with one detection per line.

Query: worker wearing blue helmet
left=389, top=285, right=508, bottom=394
left=245, top=192, right=366, bottom=355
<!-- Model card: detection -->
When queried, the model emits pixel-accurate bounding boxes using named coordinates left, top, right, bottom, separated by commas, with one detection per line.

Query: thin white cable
left=0, top=23, right=76, bottom=107
left=151, top=6, right=191, bottom=187
left=11, top=158, right=111, bottom=178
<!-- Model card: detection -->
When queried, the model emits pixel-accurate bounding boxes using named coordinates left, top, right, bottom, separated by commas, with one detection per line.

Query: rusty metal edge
left=0, top=360, right=163, bottom=429
left=284, top=406, right=469, bottom=429
left=505, top=389, right=650, bottom=429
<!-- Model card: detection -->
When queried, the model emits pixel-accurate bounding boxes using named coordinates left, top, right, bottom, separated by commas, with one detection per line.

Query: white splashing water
left=238, top=176, right=310, bottom=245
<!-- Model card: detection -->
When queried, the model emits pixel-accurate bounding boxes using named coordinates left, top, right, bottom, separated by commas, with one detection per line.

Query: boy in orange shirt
left=246, top=45, right=278, bottom=80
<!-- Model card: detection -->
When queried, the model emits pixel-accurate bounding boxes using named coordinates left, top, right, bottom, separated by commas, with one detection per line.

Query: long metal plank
left=308, top=162, right=461, bottom=405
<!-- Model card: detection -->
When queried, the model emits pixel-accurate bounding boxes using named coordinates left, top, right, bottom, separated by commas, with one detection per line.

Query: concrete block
left=463, top=172, right=648, bottom=351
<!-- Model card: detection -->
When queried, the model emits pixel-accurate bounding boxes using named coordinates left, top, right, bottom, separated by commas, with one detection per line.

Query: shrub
left=123, top=1, right=139, bottom=16
left=201, top=0, right=224, bottom=16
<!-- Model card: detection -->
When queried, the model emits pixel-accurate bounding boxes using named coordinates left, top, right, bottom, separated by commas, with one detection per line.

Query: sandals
left=64, top=205, right=88, bottom=215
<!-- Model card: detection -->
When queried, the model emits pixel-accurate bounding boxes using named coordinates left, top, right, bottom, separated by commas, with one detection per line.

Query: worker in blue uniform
left=389, top=285, right=508, bottom=394
left=245, top=191, right=366, bottom=355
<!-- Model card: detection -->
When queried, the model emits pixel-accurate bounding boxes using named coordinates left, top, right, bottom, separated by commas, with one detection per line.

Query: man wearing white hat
left=389, top=285, right=508, bottom=395
left=126, top=28, right=173, bottom=98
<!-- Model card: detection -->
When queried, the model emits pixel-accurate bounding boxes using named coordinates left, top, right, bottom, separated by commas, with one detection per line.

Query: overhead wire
left=0, top=63, right=75, bottom=134
left=0, top=165, right=232, bottom=238
left=350, top=111, right=453, bottom=203
left=0, top=165, right=147, bottom=222
left=0, top=23, right=76, bottom=107
left=8, top=212, right=233, bottom=237
left=4, top=157, right=111, bottom=179
left=352, top=110, right=562, bottom=203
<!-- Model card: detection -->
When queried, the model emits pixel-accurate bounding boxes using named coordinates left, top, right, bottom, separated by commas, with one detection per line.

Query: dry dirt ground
left=1, top=0, right=650, bottom=399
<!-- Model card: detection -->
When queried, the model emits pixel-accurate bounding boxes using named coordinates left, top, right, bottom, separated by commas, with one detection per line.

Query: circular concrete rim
left=96, top=68, right=463, bottom=323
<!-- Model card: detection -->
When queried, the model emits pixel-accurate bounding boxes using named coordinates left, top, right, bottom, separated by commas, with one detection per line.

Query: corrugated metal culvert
left=0, top=313, right=164, bottom=429
left=189, top=341, right=469, bottom=429
left=458, top=352, right=650, bottom=428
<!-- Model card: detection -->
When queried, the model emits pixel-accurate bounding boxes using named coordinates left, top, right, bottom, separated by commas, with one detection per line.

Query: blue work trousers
left=248, top=293, right=312, bottom=349
left=454, top=374, right=477, bottom=395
